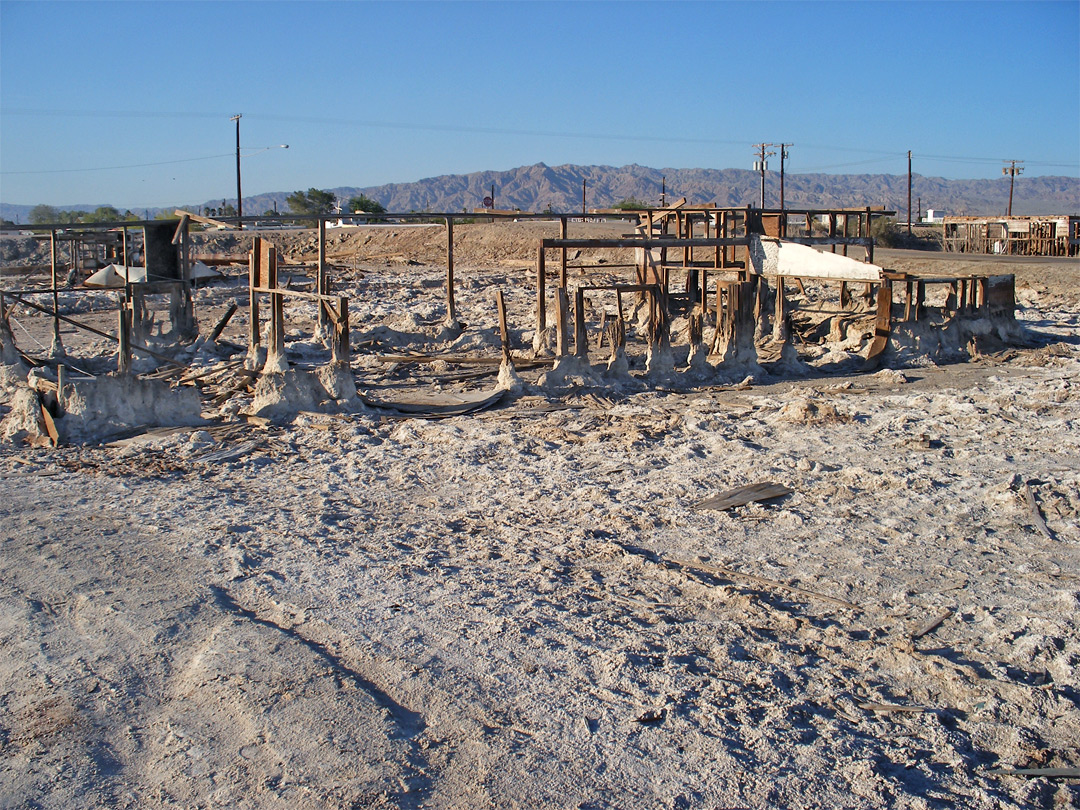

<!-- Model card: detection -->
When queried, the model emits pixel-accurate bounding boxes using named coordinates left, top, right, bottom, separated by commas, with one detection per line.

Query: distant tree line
left=28, top=204, right=141, bottom=225
left=286, top=188, right=386, bottom=217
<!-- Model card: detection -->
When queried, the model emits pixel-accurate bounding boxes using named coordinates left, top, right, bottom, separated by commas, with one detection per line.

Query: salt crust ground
left=1, top=231, right=1078, bottom=809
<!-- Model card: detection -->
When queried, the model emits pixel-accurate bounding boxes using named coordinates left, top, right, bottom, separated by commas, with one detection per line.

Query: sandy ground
left=1, top=224, right=1079, bottom=809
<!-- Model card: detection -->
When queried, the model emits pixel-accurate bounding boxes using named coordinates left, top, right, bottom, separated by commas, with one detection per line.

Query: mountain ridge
left=3, top=164, right=1077, bottom=223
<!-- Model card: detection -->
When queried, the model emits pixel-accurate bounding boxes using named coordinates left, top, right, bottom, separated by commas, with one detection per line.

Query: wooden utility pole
left=231, top=114, right=243, bottom=229
left=907, top=150, right=912, bottom=235
left=1002, top=160, right=1024, bottom=216
left=752, top=143, right=776, bottom=208
left=778, top=144, right=792, bottom=212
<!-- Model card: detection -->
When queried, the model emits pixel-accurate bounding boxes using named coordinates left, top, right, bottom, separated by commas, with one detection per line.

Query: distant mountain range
left=3, top=163, right=1077, bottom=224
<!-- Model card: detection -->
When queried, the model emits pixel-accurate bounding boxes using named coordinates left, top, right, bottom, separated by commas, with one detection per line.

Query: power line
left=0, top=152, right=234, bottom=175
left=5, top=107, right=1076, bottom=169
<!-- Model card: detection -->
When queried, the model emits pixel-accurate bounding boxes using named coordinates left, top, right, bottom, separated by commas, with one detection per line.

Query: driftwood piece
left=207, top=302, right=238, bottom=342
left=911, top=609, right=952, bottom=640
left=987, top=767, right=1080, bottom=779
left=1024, top=483, right=1055, bottom=540
left=692, top=481, right=793, bottom=511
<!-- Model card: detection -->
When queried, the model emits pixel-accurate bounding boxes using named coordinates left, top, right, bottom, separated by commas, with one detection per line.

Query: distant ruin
left=1, top=204, right=1025, bottom=445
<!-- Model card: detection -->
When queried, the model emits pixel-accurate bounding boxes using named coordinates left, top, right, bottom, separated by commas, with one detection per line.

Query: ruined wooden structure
left=943, top=215, right=1079, bottom=257
left=247, top=237, right=351, bottom=368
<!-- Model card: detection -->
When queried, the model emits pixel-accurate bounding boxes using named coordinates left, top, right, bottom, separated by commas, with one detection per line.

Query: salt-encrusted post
left=773, top=276, right=789, bottom=343
left=249, top=236, right=262, bottom=351
left=535, top=245, right=546, bottom=336
left=555, top=287, right=569, bottom=357
left=560, top=216, right=568, bottom=289
left=49, top=230, right=62, bottom=355
left=496, top=290, right=511, bottom=365
left=117, top=305, right=132, bottom=374
left=445, top=217, right=456, bottom=324
left=317, top=217, right=327, bottom=338
left=330, top=296, right=349, bottom=366
left=574, top=287, right=587, bottom=358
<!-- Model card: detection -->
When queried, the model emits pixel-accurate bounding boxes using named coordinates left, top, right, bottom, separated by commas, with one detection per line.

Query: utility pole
left=231, top=114, right=243, bottom=229
left=1002, top=160, right=1024, bottom=216
left=752, top=143, right=776, bottom=208
left=582, top=179, right=587, bottom=221
left=661, top=175, right=666, bottom=208
left=907, top=150, right=912, bottom=235
left=778, top=144, right=792, bottom=212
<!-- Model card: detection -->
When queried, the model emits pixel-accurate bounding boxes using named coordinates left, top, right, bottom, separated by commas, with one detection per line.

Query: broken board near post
left=692, top=481, right=793, bottom=511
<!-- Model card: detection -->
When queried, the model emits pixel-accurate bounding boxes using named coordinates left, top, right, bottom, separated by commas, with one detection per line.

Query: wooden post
left=866, top=282, right=893, bottom=365
left=915, top=280, right=926, bottom=321
left=866, top=207, right=874, bottom=264
left=560, top=217, right=568, bottom=288
left=249, top=237, right=261, bottom=350
left=496, top=290, right=511, bottom=365
left=445, top=217, right=456, bottom=322
left=117, top=305, right=132, bottom=374
left=773, top=276, right=789, bottom=342
left=50, top=230, right=61, bottom=349
left=840, top=281, right=851, bottom=309
left=330, top=296, right=349, bottom=365
left=536, top=245, right=546, bottom=336
left=317, top=217, right=327, bottom=335
left=555, top=287, right=569, bottom=357
left=615, top=290, right=626, bottom=350
left=574, top=287, right=587, bottom=358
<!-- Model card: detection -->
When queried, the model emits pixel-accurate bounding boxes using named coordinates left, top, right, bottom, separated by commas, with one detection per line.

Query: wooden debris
left=911, top=608, right=952, bottom=640
left=359, top=388, right=506, bottom=419
left=38, top=397, right=59, bottom=447
left=207, top=302, right=239, bottom=343
left=987, top=767, right=1080, bottom=779
left=1024, top=482, right=1055, bottom=540
left=193, top=439, right=262, bottom=464
left=692, top=481, right=793, bottom=511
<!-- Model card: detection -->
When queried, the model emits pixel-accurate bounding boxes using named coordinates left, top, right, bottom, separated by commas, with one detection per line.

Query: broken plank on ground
left=692, top=481, right=793, bottom=511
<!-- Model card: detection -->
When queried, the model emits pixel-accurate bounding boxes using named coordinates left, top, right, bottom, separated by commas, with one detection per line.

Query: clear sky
left=1, top=0, right=1077, bottom=208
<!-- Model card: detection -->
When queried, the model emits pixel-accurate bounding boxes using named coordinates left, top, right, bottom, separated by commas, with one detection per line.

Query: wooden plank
left=692, top=481, right=793, bottom=511
left=574, top=287, right=587, bottom=358
left=496, top=289, right=511, bottom=364
left=555, top=287, right=569, bottom=357
left=542, top=237, right=749, bottom=250
left=39, top=399, right=59, bottom=447
left=535, top=246, right=546, bottom=335
left=207, top=302, right=238, bottom=343
left=173, top=209, right=232, bottom=230
left=865, top=284, right=892, bottom=367
left=445, top=217, right=456, bottom=322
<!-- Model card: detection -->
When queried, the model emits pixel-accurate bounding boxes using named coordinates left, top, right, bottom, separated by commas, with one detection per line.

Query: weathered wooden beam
left=574, top=287, right=587, bottom=358
left=535, top=245, right=546, bottom=336
left=445, top=217, right=456, bottom=322
left=496, top=289, right=511, bottom=365
left=542, top=237, right=749, bottom=250
left=555, top=287, right=569, bottom=357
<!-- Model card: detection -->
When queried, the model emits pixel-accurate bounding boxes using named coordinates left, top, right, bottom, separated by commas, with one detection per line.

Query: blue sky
left=1, top=0, right=1077, bottom=208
